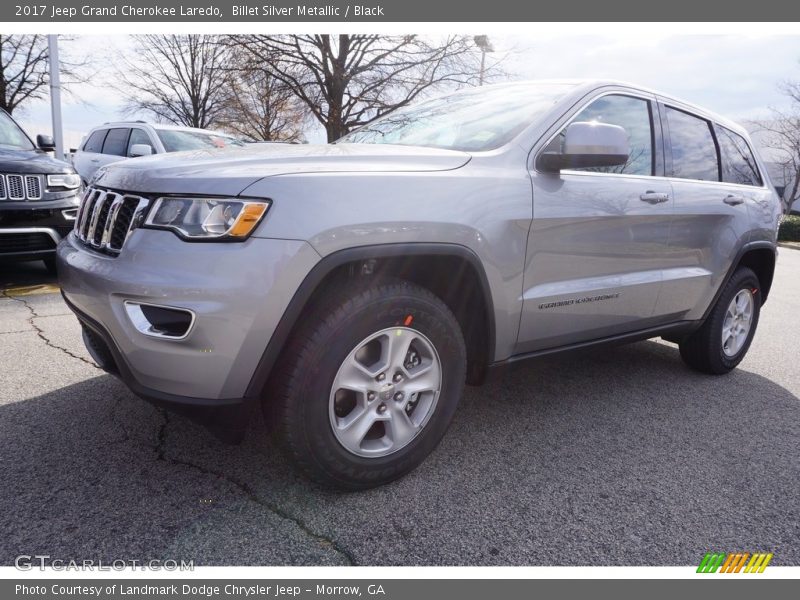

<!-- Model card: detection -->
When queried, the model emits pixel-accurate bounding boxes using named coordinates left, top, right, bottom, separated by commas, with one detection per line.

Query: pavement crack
left=154, top=409, right=356, bottom=565
left=2, top=291, right=99, bottom=369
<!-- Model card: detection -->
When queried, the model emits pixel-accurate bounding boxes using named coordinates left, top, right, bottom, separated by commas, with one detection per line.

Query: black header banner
left=3, top=0, right=800, bottom=22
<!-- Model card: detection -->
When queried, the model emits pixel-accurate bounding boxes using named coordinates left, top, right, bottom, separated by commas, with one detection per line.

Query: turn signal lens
left=229, top=203, right=270, bottom=237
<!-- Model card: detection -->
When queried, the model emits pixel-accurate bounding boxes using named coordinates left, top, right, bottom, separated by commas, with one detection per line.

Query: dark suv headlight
left=47, top=173, right=81, bottom=190
left=143, top=197, right=270, bottom=241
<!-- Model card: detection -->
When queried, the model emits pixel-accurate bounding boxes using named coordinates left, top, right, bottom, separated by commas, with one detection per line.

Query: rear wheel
left=679, top=267, right=761, bottom=374
left=268, top=280, right=467, bottom=490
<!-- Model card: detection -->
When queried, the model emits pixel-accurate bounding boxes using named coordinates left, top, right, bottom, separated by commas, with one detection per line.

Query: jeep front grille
left=0, top=174, right=43, bottom=200
left=75, top=187, right=150, bottom=255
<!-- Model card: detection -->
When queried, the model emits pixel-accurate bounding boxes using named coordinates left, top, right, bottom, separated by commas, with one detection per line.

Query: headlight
left=47, top=173, right=81, bottom=189
left=143, top=197, right=270, bottom=241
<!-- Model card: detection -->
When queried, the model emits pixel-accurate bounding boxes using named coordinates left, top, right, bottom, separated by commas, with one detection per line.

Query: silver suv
left=57, top=81, right=781, bottom=489
left=72, top=122, right=245, bottom=185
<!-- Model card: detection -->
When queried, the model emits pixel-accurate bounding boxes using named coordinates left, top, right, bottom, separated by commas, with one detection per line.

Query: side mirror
left=537, top=121, right=630, bottom=172
left=129, top=144, right=153, bottom=158
left=37, top=134, right=56, bottom=152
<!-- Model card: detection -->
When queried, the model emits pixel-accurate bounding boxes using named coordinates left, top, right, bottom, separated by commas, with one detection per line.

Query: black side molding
left=485, top=320, right=698, bottom=381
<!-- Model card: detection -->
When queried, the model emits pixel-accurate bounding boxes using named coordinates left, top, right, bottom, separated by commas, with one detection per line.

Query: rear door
left=73, top=128, right=107, bottom=183
left=518, top=91, right=674, bottom=353
left=654, top=104, right=764, bottom=321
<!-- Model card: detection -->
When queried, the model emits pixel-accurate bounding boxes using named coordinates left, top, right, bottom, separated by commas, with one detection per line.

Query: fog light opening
left=124, top=301, right=195, bottom=340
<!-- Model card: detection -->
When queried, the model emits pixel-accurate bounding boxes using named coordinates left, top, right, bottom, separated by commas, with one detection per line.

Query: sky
left=12, top=34, right=800, bottom=151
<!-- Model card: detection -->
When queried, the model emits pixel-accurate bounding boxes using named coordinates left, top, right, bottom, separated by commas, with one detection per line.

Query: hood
left=0, top=146, right=74, bottom=174
left=92, top=143, right=471, bottom=196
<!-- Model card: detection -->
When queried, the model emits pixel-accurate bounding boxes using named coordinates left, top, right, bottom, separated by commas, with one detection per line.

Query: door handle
left=90, top=159, right=100, bottom=163
left=723, top=195, right=745, bottom=206
left=640, top=191, right=670, bottom=204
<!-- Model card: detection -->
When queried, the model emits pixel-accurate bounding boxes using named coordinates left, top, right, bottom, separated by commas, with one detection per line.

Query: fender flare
left=244, top=242, right=497, bottom=399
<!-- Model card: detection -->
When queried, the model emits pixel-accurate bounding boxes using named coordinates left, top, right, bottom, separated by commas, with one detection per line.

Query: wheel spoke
left=386, top=408, right=418, bottom=445
left=402, top=368, right=441, bottom=395
left=336, top=406, right=378, bottom=450
left=387, top=329, right=415, bottom=374
left=336, top=360, right=376, bottom=393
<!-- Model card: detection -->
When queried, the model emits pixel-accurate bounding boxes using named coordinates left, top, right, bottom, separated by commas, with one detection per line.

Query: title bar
left=4, top=0, right=800, bottom=22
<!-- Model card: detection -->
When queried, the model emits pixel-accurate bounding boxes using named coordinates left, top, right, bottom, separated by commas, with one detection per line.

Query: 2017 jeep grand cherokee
left=57, top=81, right=781, bottom=489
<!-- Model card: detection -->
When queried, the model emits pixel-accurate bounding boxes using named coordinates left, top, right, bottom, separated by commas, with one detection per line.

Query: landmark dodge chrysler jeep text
left=57, top=81, right=781, bottom=489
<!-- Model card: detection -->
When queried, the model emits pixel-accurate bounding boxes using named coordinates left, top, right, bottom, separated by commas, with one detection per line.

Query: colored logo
left=697, top=552, right=773, bottom=573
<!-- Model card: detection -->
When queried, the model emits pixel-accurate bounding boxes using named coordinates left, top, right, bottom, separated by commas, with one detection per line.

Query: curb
left=778, top=242, right=800, bottom=251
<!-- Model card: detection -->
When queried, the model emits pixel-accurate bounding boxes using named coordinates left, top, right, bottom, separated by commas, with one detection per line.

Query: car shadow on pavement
left=1, top=340, right=798, bottom=566
left=0, top=261, right=58, bottom=292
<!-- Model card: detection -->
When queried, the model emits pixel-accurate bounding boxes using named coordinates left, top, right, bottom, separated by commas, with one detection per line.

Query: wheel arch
left=701, top=241, right=777, bottom=323
left=245, top=243, right=497, bottom=399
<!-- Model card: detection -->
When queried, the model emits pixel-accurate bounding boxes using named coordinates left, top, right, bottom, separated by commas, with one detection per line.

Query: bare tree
left=757, top=79, right=800, bottom=211
left=227, top=34, right=497, bottom=142
left=0, top=34, right=89, bottom=114
left=220, top=51, right=306, bottom=142
left=116, top=35, right=232, bottom=129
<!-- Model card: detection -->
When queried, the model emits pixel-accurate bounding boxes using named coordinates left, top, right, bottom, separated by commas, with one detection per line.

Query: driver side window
left=546, top=94, right=655, bottom=176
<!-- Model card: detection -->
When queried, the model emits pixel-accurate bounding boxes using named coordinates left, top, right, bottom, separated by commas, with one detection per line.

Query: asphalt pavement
left=0, top=252, right=798, bottom=566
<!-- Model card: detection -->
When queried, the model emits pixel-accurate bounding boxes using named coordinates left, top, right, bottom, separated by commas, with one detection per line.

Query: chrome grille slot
left=25, top=175, right=42, bottom=199
left=6, top=175, right=24, bottom=200
left=90, top=193, right=114, bottom=246
left=74, top=186, right=150, bottom=256
left=0, top=176, right=5, bottom=199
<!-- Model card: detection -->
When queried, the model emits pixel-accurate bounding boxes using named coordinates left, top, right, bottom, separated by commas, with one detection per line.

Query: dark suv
left=0, top=108, right=81, bottom=273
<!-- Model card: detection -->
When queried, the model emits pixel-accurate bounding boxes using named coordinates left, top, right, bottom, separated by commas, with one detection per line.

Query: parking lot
left=0, top=251, right=798, bottom=567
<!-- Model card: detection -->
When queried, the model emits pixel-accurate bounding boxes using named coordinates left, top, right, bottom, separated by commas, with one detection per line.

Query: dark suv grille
left=0, top=174, right=43, bottom=200
left=75, top=187, right=150, bottom=255
left=0, top=232, right=56, bottom=253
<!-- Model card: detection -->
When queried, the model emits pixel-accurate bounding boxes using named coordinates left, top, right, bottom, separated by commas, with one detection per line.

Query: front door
left=517, top=92, right=674, bottom=353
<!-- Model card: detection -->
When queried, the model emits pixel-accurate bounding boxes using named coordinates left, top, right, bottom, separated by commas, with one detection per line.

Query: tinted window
left=127, top=128, right=153, bottom=156
left=552, top=95, right=654, bottom=176
left=666, top=108, right=719, bottom=181
left=716, top=126, right=762, bottom=186
left=101, top=128, right=130, bottom=156
left=82, top=129, right=107, bottom=153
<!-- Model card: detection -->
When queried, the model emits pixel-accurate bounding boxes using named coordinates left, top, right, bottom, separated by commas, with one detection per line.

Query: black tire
left=268, top=280, right=467, bottom=490
left=679, top=267, right=761, bottom=374
left=43, top=257, right=58, bottom=276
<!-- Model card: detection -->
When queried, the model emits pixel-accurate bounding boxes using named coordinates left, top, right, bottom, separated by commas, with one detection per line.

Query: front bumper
left=57, top=228, right=320, bottom=405
left=0, top=196, right=79, bottom=261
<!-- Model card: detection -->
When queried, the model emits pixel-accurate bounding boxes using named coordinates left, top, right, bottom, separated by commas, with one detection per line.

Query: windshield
left=156, top=129, right=246, bottom=152
left=338, top=83, right=574, bottom=152
left=0, top=111, right=35, bottom=151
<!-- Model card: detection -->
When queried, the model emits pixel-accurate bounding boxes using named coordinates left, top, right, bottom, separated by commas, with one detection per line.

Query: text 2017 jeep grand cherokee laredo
left=57, top=81, right=781, bottom=489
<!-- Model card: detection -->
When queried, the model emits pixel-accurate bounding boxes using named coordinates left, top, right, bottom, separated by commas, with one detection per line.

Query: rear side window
left=716, top=126, right=762, bottom=187
left=82, top=129, right=107, bottom=153
left=665, top=107, right=719, bottom=182
left=548, top=94, right=654, bottom=176
left=101, top=128, right=130, bottom=156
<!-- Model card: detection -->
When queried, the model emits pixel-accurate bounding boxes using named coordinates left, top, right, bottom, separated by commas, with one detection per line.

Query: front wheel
left=679, top=267, right=761, bottom=374
left=268, top=280, right=467, bottom=490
